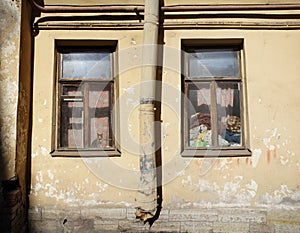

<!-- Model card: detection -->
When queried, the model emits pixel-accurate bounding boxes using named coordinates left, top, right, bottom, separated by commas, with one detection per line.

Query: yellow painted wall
left=162, top=30, right=300, bottom=207
left=30, top=1, right=300, bottom=212
left=31, top=30, right=144, bottom=207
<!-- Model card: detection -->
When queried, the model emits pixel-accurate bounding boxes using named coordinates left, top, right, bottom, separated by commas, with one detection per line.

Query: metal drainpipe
left=135, top=0, right=159, bottom=222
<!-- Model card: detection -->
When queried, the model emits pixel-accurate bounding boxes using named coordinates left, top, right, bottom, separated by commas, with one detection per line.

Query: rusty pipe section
left=135, top=0, right=159, bottom=223
left=29, top=0, right=300, bottom=13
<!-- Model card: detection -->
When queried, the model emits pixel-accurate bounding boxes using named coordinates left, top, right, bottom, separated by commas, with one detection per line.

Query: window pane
left=63, top=85, right=82, bottom=96
left=188, top=83, right=212, bottom=147
left=216, top=82, right=242, bottom=147
left=188, top=49, right=239, bottom=78
left=61, top=52, right=111, bottom=79
left=60, top=101, right=84, bottom=148
left=89, top=83, right=112, bottom=148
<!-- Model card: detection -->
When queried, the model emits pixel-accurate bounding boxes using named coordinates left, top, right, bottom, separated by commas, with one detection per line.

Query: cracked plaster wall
left=0, top=0, right=21, bottom=180
left=30, top=28, right=300, bottom=212
left=162, top=30, right=300, bottom=210
left=30, top=1, right=300, bottom=218
left=30, top=30, right=144, bottom=208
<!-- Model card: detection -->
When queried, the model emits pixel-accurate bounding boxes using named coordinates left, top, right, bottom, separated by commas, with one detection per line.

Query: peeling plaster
left=31, top=167, right=112, bottom=204
left=45, top=183, right=64, bottom=200
left=47, top=170, right=54, bottom=180
left=28, top=18, right=300, bottom=222
left=252, top=149, right=262, bottom=168
left=181, top=176, right=192, bottom=186
left=40, top=147, right=48, bottom=156
left=260, top=185, right=300, bottom=206
left=260, top=127, right=296, bottom=166
left=123, top=87, right=135, bottom=94
left=214, top=158, right=233, bottom=172
left=96, top=181, right=108, bottom=192
left=131, top=38, right=137, bottom=45
left=280, top=156, right=289, bottom=165
left=32, top=152, right=38, bottom=158
left=195, top=177, right=258, bottom=205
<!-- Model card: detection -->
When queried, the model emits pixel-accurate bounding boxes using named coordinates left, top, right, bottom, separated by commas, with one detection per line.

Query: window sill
left=51, top=149, right=121, bottom=157
left=181, top=148, right=251, bottom=158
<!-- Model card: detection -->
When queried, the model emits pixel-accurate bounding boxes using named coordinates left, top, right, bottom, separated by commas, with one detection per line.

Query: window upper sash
left=183, top=47, right=242, bottom=80
left=58, top=49, right=114, bottom=80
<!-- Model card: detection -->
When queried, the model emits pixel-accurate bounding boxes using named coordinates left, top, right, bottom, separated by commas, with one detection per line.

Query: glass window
left=53, top=44, right=119, bottom=156
left=61, top=52, right=111, bottom=79
left=182, top=43, right=250, bottom=157
left=188, top=49, right=239, bottom=78
left=187, top=83, right=212, bottom=148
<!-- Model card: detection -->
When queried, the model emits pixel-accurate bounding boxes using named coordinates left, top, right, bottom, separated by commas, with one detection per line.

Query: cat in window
left=91, top=132, right=103, bottom=148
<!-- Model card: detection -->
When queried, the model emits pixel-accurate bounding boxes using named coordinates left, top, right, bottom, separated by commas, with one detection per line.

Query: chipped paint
left=32, top=152, right=38, bottom=158
left=260, top=185, right=300, bottom=206
left=40, top=147, right=48, bottom=156
left=131, top=38, right=137, bottom=45
left=195, top=177, right=258, bottom=205
left=280, top=156, right=289, bottom=165
left=123, top=87, right=135, bottom=94
left=96, top=182, right=108, bottom=192
left=28, top=15, right=300, bottom=230
left=252, top=149, right=262, bottom=168
left=181, top=176, right=192, bottom=185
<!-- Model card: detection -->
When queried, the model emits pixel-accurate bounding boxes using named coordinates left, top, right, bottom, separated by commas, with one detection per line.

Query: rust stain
left=196, top=159, right=203, bottom=167
left=267, top=149, right=271, bottom=164
left=245, top=157, right=249, bottom=165
left=273, top=149, right=277, bottom=159
left=237, top=158, right=240, bottom=166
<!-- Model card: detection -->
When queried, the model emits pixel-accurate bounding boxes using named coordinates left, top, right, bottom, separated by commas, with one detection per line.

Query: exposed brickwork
left=28, top=207, right=300, bottom=233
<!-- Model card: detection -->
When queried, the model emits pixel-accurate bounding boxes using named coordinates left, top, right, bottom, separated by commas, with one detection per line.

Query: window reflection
left=216, top=82, right=242, bottom=147
left=62, top=52, right=111, bottom=78
left=188, top=83, right=212, bottom=147
left=188, top=49, right=239, bottom=78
